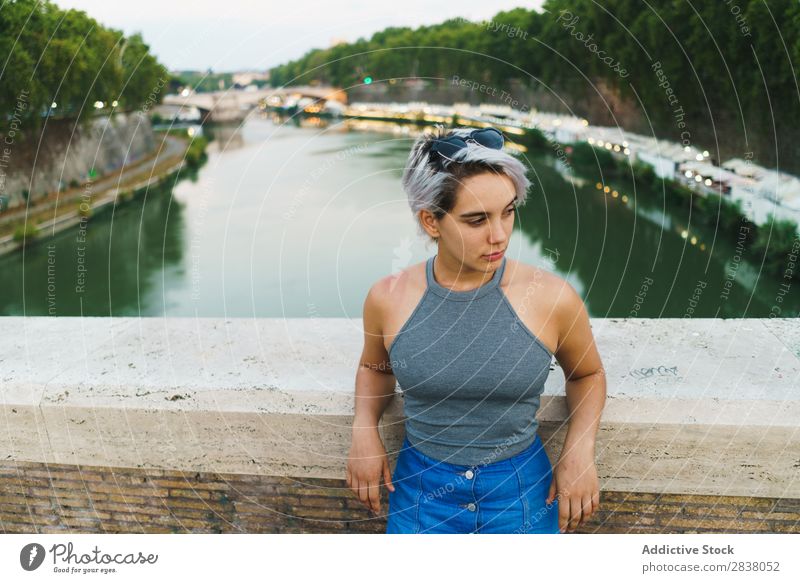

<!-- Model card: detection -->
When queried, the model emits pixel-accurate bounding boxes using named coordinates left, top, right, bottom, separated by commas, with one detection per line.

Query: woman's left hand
left=545, top=449, right=600, bottom=533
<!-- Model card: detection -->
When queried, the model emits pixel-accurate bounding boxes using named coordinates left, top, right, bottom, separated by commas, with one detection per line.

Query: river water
left=0, top=113, right=796, bottom=318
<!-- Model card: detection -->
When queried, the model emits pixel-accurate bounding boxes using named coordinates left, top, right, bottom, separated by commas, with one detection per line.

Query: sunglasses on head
left=428, top=127, right=505, bottom=168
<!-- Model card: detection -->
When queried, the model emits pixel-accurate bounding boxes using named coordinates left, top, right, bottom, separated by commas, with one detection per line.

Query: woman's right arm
left=346, top=280, right=398, bottom=514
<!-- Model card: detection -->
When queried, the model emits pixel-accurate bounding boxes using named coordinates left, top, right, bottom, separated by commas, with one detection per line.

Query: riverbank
left=517, top=125, right=799, bottom=285
left=545, top=138, right=800, bottom=284
left=0, top=129, right=208, bottom=257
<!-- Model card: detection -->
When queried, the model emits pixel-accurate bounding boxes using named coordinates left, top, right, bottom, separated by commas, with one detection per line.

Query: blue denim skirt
left=386, top=433, right=560, bottom=534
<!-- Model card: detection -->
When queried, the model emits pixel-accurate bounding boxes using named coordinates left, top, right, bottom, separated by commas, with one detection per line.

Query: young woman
left=346, top=126, right=606, bottom=534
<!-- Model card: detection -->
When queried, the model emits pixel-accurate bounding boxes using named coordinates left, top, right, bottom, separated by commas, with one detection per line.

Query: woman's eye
left=468, top=208, right=514, bottom=226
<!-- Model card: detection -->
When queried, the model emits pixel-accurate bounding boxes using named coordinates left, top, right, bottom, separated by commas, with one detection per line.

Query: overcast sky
left=52, top=0, right=544, bottom=72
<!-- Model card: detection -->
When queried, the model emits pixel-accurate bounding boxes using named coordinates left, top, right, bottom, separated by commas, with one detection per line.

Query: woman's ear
left=418, top=209, right=440, bottom=240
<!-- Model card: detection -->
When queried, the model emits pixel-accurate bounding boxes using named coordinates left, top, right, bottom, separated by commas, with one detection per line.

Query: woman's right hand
left=346, top=428, right=395, bottom=514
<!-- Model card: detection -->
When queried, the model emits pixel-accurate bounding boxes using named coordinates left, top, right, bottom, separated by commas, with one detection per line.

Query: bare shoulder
left=502, top=260, right=588, bottom=362
left=371, top=260, right=426, bottom=300
left=504, top=257, right=564, bottom=296
left=503, top=258, right=583, bottom=317
left=364, top=260, right=428, bottom=325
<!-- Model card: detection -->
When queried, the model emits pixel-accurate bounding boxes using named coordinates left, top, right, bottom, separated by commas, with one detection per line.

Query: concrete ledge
left=1, top=317, right=798, bottom=499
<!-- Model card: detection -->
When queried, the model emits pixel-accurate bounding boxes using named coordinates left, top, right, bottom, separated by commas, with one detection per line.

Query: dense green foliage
left=269, top=1, right=800, bottom=144
left=0, top=0, right=169, bottom=131
left=171, top=71, right=234, bottom=93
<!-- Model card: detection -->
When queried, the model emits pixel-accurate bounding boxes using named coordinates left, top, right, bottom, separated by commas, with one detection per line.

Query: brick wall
left=2, top=461, right=797, bottom=534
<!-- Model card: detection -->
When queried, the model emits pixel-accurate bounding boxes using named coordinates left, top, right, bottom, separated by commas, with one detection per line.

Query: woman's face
left=431, top=171, right=517, bottom=267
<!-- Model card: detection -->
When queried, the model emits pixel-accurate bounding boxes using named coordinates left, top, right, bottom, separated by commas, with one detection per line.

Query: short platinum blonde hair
left=401, top=125, right=532, bottom=241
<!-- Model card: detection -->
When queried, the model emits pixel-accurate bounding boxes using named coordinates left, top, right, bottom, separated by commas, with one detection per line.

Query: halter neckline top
left=389, top=254, right=554, bottom=466
left=426, top=254, right=505, bottom=301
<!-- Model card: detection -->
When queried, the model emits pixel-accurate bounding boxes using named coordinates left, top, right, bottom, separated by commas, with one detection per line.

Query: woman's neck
left=433, top=253, right=497, bottom=292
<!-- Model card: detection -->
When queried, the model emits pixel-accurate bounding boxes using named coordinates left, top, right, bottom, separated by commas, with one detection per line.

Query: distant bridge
left=162, top=86, right=347, bottom=123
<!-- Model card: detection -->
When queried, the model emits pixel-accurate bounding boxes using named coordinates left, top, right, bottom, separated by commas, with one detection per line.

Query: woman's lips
left=483, top=250, right=505, bottom=260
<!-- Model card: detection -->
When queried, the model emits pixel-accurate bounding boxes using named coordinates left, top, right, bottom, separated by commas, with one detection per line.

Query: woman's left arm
left=545, top=280, right=607, bottom=533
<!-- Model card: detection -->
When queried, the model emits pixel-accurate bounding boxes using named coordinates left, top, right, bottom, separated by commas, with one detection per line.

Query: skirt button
left=466, top=502, right=477, bottom=512
left=464, top=469, right=474, bottom=479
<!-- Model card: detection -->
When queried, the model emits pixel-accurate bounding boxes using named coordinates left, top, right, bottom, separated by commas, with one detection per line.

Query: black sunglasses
left=428, top=127, right=505, bottom=167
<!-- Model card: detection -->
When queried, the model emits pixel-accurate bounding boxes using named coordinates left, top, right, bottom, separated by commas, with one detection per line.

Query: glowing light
left=690, top=236, right=698, bottom=245
left=612, top=190, right=619, bottom=197
left=704, top=178, right=712, bottom=186
left=613, top=144, right=621, bottom=152
left=623, top=148, right=630, bottom=155
left=703, top=150, right=709, bottom=157
left=597, top=141, right=605, bottom=148
left=93, top=101, right=104, bottom=109
left=596, top=182, right=603, bottom=190
left=111, top=100, right=118, bottom=107
left=51, top=102, right=57, bottom=108
left=684, top=146, right=691, bottom=152
left=684, top=170, right=693, bottom=178
left=363, top=76, right=373, bottom=84
left=681, top=230, right=688, bottom=238
left=696, top=154, right=704, bottom=161
left=695, top=175, right=702, bottom=182
left=603, top=186, right=610, bottom=193
left=588, top=137, right=595, bottom=145
left=605, top=143, right=613, bottom=150
left=621, top=195, right=628, bottom=202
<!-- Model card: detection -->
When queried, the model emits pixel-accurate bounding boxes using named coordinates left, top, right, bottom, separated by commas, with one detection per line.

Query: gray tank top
left=389, top=254, right=554, bottom=466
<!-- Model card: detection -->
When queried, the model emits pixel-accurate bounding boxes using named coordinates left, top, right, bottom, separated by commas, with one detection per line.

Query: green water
left=1, top=114, right=796, bottom=318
